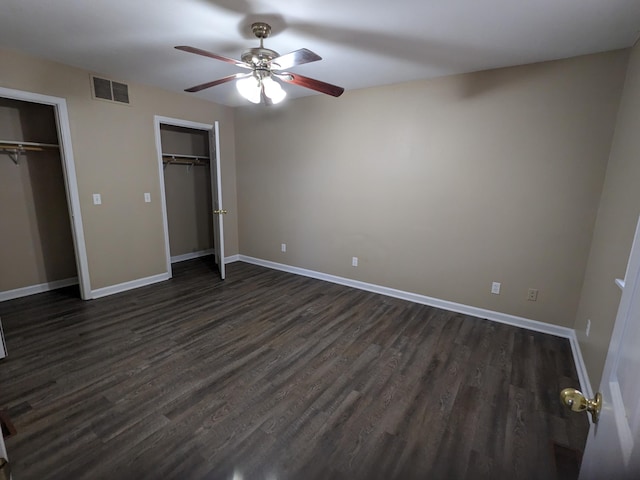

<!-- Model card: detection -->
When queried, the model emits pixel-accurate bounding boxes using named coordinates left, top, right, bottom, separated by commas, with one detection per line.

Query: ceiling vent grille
left=91, top=75, right=130, bottom=105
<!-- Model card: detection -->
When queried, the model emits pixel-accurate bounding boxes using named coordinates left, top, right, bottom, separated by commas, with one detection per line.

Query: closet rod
left=162, top=156, right=209, bottom=171
left=0, top=140, right=59, bottom=149
left=163, top=159, right=208, bottom=166
left=0, top=141, right=60, bottom=165
left=162, top=153, right=209, bottom=161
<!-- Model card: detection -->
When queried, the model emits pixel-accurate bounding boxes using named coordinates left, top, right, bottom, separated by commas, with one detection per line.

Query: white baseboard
left=171, top=249, right=213, bottom=264
left=0, top=277, right=78, bottom=302
left=225, top=254, right=240, bottom=264
left=237, top=255, right=591, bottom=394
left=91, top=272, right=170, bottom=299
left=89, top=254, right=240, bottom=300
left=238, top=255, right=572, bottom=336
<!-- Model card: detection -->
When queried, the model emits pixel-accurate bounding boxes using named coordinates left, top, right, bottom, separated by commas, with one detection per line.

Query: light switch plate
left=144, top=192, right=151, bottom=203
left=92, top=193, right=102, bottom=205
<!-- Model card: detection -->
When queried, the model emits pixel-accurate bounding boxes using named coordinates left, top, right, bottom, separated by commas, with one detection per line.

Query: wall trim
left=153, top=115, right=216, bottom=281
left=171, top=249, right=213, bottom=264
left=89, top=255, right=239, bottom=300
left=0, top=277, right=78, bottom=302
left=91, top=272, right=170, bottom=299
left=0, top=86, right=92, bottom=299
left=237, top=255, right=592, bottom=394
left=225, top=254, right=240, bottom=264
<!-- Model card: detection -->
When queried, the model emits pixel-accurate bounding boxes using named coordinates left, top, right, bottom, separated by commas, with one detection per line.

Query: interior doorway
left=154, top=116, right=225, bottom=280
left=0, top=87, right=90, bottom=300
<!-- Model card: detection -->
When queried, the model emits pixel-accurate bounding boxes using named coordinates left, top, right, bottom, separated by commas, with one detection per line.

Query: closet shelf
left=1, top=140, right=60, bottom=165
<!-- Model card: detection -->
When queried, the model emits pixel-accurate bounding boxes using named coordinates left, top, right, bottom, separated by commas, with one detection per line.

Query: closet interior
left=0, top=97, right=78, bottom=299
left=160, top=124, right=214, bottom=264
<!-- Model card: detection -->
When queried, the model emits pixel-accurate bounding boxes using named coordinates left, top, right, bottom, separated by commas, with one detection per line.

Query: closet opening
left=154, top=116, right=225, bottom=280
left=0, top=88, right=90, bottom=301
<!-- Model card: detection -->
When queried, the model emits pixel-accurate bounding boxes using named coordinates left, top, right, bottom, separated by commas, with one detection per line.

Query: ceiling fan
left=175, top=22, right=344, bottom=105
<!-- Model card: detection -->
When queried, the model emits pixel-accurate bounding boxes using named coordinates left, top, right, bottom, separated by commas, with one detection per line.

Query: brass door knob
left=560, top=388, right=602, bottom=423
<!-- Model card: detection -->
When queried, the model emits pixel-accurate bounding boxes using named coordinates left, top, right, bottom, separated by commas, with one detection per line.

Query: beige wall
left=161, top=124, right=213, bottom=257
left=1, top=42, right=636, bottom=386
left=575, top=41, right=640, bottom=387
left=0, top=98, right=76, bottom=290
left=235, top=50, right=628, bottom=328
left=0, top=47, right=238, bottom=291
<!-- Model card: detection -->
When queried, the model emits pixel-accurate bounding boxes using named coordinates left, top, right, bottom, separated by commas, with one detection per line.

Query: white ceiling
left=1, top=0, right=639, bottom=107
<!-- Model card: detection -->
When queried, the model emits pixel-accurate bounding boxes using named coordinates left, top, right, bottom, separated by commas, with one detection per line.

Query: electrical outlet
left=586, top=319, right=591, bottom=337
left=491, top=282, right=501, bottom=294
left=92, top=193, right=102, bottom=205
left=527, top=288, right=538, bottom=301
left=144, top=192, right=151, bottom=203
left=352, top=257, right=358, bottom=267
left=281, top=243, right=286, bottom=253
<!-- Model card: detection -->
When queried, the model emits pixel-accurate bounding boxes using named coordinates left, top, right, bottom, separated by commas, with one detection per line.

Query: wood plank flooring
left=0, top=258, right=589, bottom=479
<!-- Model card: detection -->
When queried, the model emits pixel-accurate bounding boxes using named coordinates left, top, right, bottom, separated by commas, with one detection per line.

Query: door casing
left=0, top=86, right=92, bottom=299
left=153, top=116, right=225, bottom=278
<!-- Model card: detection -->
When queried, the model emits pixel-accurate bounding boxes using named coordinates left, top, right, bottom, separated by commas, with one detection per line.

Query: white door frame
left=153, top=115, right=217, bottom=277
left=0, top=86, right=91, bottom=300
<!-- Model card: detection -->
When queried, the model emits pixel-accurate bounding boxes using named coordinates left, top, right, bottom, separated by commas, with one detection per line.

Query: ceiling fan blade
left=277, top=72, right=344, bottom=97
left=270, top=48, right=322, bottom=71
left=175, top=46, right=250, bottom=69
left=185, top=73, right=250, bottom=93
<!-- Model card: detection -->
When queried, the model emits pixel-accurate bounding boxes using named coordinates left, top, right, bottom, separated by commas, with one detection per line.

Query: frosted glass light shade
left=261, top=76, right=286, bottom=104
left=236, top=76, right=261, bottom=104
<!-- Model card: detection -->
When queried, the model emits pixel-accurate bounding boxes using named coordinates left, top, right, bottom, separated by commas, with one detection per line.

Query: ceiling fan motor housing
left=241, top=47, right=280, bottom=67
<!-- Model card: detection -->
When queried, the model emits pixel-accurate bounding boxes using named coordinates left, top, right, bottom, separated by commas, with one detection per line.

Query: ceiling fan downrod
left=241, top=22, right=279, bottom=66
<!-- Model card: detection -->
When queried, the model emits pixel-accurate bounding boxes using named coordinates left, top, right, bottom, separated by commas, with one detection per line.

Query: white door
left=0, top=407, right=8, bottom=478
left=0, top=317, right=6, bottom=359
left=209, top=121, right=225, bottom=280
left=0, top=432, right=8, bottom=479
left=579, top=216, right=640, bottom=479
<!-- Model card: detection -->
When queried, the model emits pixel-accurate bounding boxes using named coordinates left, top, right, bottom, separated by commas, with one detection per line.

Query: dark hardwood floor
left=0, top=258, right=589, bottom=479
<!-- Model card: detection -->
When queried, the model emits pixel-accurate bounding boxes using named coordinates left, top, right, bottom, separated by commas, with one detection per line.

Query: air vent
left=91, top=75, right=130, bottom=105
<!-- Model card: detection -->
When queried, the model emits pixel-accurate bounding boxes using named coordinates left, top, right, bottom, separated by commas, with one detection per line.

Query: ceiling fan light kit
left=235, top=75, right=261, bottom=104
left=236, top=73, right=286, bottom=104
left=176, top=22, right=344, bottom=105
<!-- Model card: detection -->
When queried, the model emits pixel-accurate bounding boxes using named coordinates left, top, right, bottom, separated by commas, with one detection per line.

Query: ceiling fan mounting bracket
left=251, top=22, right=272, bottom=40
